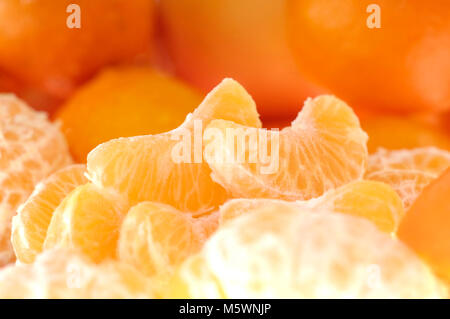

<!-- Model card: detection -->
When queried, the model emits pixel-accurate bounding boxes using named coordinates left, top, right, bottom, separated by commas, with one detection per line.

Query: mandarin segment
left=12, top=164, right=88, bottom=263
left=0, top=249, right=154, bottom=298
left=86, top=79, right=261, bottom=215
left=43, top=183, right=129, bottom=263
left=220, top=181, right=404, bottom=233
left=300, top=180, right=404, bottom=233
left=204, top=95, right=368, bottom=200
left=398, top=168, right=450, bottom=285
left=118, top=202, right=218, bottom=288
left=0, top=94, right=72, bottom=265
left=365, top=147, right=450, bottom=210
left=168, top=208, right=444, bottom=298
left=55, top=67, right=203, bottom=162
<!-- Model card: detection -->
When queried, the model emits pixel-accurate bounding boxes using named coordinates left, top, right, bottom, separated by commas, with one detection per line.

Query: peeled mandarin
left=118, top=202, right=218, bottom=289
left=204, top=95, right=368, bottom=200
left=366, top=147, right=450, bottom=210
left=86, top=78, right=261, bottom=215
left=12, top=164, right=87, bottom=263
left=43, top=183, right=129, bottom=263
left=0, top=248, right=154, bottom=298
left=168, top=207, right=444, bottom=298
left=0, top=94, right=72, bottom=265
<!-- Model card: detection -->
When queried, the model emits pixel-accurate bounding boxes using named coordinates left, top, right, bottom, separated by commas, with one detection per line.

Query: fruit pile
left=0, top=0, right=449, bottom=299
left=0, top=79, right=448, bottom=298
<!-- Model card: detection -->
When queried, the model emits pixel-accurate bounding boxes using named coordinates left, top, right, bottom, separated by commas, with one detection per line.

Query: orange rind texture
left=0, top=248, right=154, bottom=298
left=204, top=95, right=368, bottom=200
left=398, top=168, right=450, bottom=286
left=12, top=164, right=87, bottom=263
left=86, top=78, right=261, bottom=215
left=167, top=207, right=445, bottom=298
left=0, top=0, right=154, bottom=104
left=0, top=94, right=72, bottom=265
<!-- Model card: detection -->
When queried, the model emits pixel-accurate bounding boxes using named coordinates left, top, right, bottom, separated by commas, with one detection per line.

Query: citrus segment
left=55, top=67, right=203, bottom=162
left=169, top=207, right=444, bottom=298
left=398, top=168, right=450, bottom=285
left=366, top=147, right=450, bottom=210
left=299, top=180, right=404, bottom=233
left=12, top=164, right=87, bottom=263
left=220, top=181, right=403, bottom=233
left=0, top=248, right=154, bottom=298
left=43, top=183, right=128, bottom=263
left=0, top=94, right=72, bottom=265
left=86, top=78, right=261, bottom=215
left=118, top=202, right=218, bottom=287
left=204, top=95, right=368, bottom=200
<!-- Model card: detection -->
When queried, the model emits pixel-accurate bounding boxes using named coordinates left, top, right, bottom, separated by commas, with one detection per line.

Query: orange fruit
left=118, top=202, right=218, bottom=288
left=288, top=0, right=450, bottom=113
left=204, top=95, right=368, bottom=200
left=86, top=78, right=261, bottom=215
left=366, top=147, right=450, bottom=210
left=220, top=180, right=403, bottom=233
left=0, top=0, right=154, bottom=109
left=0, top=94, right=72, bottom=266
left=168, top=207, right=444, bottom=298
left=55, top=67, right=203, bottom=163
left=11, top=164, right=87, bottom=264
left=300, top=180, right=404, bottom=233
left=159, top=0, right=320, bottom=118
left=360, top=114, right=450, bottom=153
left=398, top=168, right=450, bottom=285
left=0, top=248, right=154, bottom=298
left=43, top=183, right=129, bottom=263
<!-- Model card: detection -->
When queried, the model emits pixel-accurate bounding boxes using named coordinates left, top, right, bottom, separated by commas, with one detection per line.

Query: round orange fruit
left=0, top=0, right=154, bottom=109
left=288, top=0, right=450, bottom=113
left=159, top=0, right=320, bottom=118
left=55, top=67, right=203, bottom=162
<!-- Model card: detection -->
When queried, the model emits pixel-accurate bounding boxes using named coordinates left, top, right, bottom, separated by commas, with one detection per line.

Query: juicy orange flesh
left=1, top=77, right=450, bottom=298
left=43, top=183, right=128, bottom=263
left=86, top=79, right=261, bottom=214
left=204, top=95, right=368, bottom=200
left=12, top=164, right=87, bottom=263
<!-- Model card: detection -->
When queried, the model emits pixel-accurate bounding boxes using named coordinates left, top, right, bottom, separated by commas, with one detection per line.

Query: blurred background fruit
left=159, top=0, right=320, bottom=119
left=54, top=66, right=203, bottom=162
left=0, top=0, right=154, bottom=112
left=357, top=112, right=450, bottom=153
left=288, top=0, right=450, bottom=114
